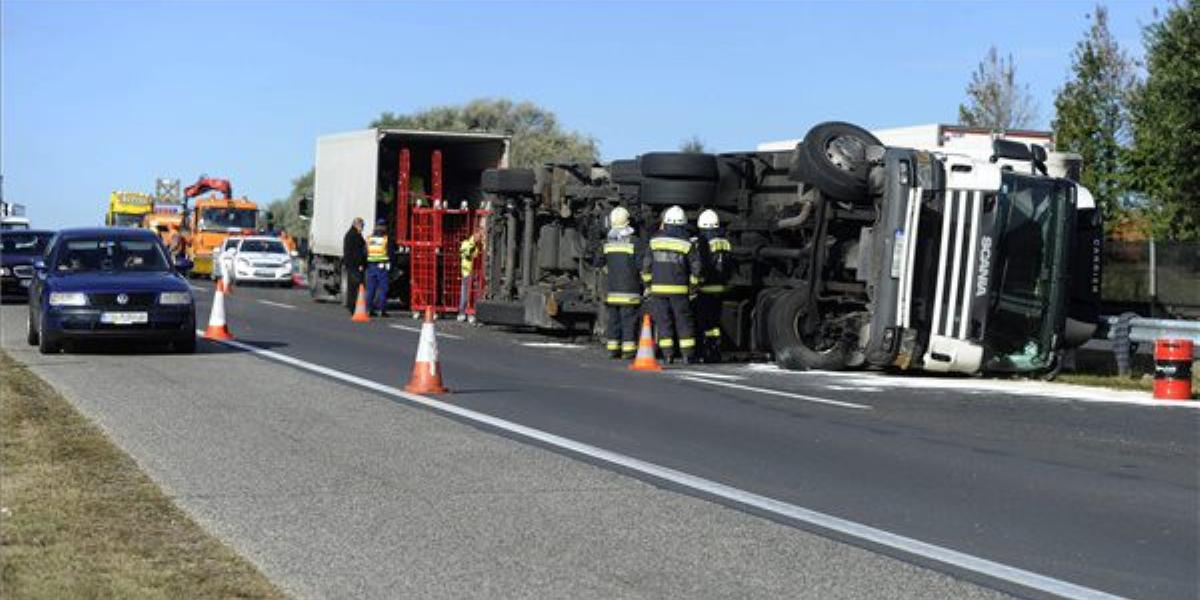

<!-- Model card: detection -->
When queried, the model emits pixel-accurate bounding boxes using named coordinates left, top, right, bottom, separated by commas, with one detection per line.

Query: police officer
left=643, top=205, right=702, bottom=363
left=365, top=219, right=392, bottom=317
left=601, top=206, right=643, bottom=359
left=695, top=209, right=733, bottom=363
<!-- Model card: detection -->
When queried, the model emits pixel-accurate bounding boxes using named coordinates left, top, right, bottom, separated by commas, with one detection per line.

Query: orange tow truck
left=183, top=176, right=257, bottom=276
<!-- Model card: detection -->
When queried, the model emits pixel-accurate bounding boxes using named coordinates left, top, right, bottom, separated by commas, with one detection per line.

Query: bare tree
left=679, top=135, right=707, bottom=153
left=958, top=46, right=1039, bottom=129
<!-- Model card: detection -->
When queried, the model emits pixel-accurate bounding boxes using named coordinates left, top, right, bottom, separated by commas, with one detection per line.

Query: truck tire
left=767, top=289, right=851, bottom=371
left=639, top=153, right=718, bottom=180
left=481, top=168, right=537, bottom=195
left=638, top=178, right=716, bottom=206
left=789, top=121, right=881, bottom=201
left=608, top=160, right=642, bottom=185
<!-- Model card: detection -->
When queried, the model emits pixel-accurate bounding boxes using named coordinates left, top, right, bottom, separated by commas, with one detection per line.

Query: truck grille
left=930, top=189, right=984, bottom=340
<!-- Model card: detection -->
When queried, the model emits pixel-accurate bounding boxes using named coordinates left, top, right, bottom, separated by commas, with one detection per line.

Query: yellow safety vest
left=460, top=237, right=479, bottom=276
left=367, top=236, right=388, bottom=263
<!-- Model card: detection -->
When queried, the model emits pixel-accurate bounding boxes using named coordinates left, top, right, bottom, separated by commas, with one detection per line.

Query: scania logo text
left=975, top=236, right=992, bottom=297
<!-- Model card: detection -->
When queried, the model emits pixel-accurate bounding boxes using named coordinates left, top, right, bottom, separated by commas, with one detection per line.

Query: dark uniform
left=643, top=225, right=703, bottom=361
left=602, top=227, right=644, bottom=358
left=696, top=230, right=733, bottom=362
left=342, top=225, right=367, bottom=313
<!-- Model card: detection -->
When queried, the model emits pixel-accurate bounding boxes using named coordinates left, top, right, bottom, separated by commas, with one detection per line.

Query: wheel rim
left=825, top=135, right=868, bottom=174
left=791, top=307, right=844, bottom=355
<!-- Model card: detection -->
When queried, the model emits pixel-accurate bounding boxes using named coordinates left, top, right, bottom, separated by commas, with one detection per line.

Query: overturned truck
left=475, top=122, right=1102, bottom=376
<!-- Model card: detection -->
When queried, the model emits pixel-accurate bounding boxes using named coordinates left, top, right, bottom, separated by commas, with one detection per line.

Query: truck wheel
left=26, top=310, right=39, bottom=346
left=789, top=121, right=881, bottom=201
left=767, top=289, right=851, bottom=371
left=608, top=160, right=642, bottom=185
left=638, top=178, right=716, bottom=206
left=481, top=169, right=537, bottom=195
left=639, top=153, right=718, bottom=180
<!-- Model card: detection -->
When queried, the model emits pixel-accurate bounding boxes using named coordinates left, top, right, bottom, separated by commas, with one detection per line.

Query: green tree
left=679, top=135, right=707, bottom=153
left=1127, top=0, right=1200, bottom=241
left=370, top=98, right=598, bottom=167
left=958, top=46, right=1038, bottom=129
left=269, top=168, right=313, bottom=239
left=1052, top=5, right=1137, bottom=227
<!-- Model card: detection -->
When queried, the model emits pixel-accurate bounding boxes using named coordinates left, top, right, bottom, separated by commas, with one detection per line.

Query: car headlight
left=0, top=267, right=10, bottom=276
left=48, top=292, right=88, bottom=306
left=159, top=291, right=192, bottom=305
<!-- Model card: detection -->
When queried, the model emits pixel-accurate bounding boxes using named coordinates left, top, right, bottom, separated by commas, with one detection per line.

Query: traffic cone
left=203, top=281, right=233, bottom=340
left=405, top=307, right=449, bottom=394
left=629, top=313, right=662, bottom=372
left=222, top=268, right=233, bottom=295
left=351, top=284, right=370, bottom=322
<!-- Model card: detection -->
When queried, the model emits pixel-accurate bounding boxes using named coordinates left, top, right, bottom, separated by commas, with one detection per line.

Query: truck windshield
left=54, top=239, right=170, bottom=273
left=110, top=213, right=145, bottom=228
left=985, top=175, right=1065, bottom=365
left=199, top=208, right=256, bottom=231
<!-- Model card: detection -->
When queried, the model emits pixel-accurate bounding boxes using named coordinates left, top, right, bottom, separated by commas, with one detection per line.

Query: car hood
left=1, top=253, right=40, bottom=267
left=48, top=271, right=190, bottom=293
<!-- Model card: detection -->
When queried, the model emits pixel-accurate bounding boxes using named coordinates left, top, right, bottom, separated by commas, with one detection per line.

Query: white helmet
left=609, top=206, right=630, bottom=228
left=698, top=209, right=720, bottom=230
left=662, top=205, right=686, bottom=226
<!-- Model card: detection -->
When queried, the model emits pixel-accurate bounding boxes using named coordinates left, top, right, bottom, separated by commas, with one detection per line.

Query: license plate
left=255, top=270, right=273, bottom=277
left=100, top=311, right=148, bottom=325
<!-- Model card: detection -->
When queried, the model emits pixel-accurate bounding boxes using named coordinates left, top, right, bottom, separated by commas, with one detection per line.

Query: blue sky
left=2, top=0, right=1165, bottom=229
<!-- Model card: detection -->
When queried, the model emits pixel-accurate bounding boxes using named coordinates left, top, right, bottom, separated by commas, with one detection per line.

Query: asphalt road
left=2, top=304, right=1010, bottom=600
left=7, top=279, right=1199, bottom=599
left=188, top=281, right=1197, bottom=600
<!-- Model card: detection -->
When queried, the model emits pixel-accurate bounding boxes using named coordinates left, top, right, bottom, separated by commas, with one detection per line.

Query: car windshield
left=110, top=213, right=145, bottom=227
left=223, top=239, right=240, bottom=251
left=199, top=208, right=256, bottom=231
left=985, top=175, right=1064, bottom=361
left=239, top=240, right=286, bottom=254
left=1, top=232, right=52, bottom=254
left=54, top=238, right=169, bottom=273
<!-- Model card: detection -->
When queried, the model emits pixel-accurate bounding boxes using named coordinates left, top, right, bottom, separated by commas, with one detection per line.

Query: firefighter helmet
left=698, top=209, right=720, bottom=230
left=609, top=206, right=630, bottom=228
left=662, top=205, right=686, bottom=226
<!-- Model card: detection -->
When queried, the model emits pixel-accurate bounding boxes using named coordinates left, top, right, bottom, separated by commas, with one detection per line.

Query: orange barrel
left=1153, top=339, right=1194, bottom=401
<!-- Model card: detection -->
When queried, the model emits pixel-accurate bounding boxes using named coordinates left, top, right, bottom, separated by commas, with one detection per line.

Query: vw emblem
left=116, top=293, right=129, bottom=305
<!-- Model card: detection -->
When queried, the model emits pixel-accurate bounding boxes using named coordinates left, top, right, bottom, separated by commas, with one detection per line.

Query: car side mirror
left=32, top=258, right=46, bottom=272
left=174, top=257, right=194, bottom=273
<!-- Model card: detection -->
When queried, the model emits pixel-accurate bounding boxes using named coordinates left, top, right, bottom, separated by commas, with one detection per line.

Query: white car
left=210, top=237, right=241, bottom=281
left=229, top=236, right=294, bottom=287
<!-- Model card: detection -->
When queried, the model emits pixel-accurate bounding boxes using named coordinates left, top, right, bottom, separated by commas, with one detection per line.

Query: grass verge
left=1058, top=360, right=1198, bottom=396
left=0, top=351, right=285, bottom=599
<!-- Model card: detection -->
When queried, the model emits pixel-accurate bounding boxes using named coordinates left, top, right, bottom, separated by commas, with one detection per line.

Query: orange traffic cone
left=222, top=269, right=233, bottom=295
left=629, top=313, right=662, bottom=372
left=351, top=284, right=370, bottom=322
left=405, top=307, right=449, bottom=394
left=203, top=280, right=233, bottom=340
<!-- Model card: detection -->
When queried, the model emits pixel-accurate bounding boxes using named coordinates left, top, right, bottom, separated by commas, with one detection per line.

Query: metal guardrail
left=1095, top=313, right=1199, bottom=376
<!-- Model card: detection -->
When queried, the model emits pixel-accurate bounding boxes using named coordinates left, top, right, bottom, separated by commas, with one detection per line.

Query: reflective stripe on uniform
left=367, top=236, right=388, bottom=262
left=604, top=242, right=635, bottom=254
left=606, top=293, right=641, bottom=305
left=658, top=338, right=675, bottom=348
left=621, top=341, right=637, bottom=352
left=649, top=237, right=692, bottom=254
left=650, top=284, right=689, bottom=294
left=699, top=285, right=727, bottom=294
left=606, top=340, right=620, bottom=350
left=689, top=275, right=700, bottom=286
left=641, top=273, right=652, bottom=283
left=678, top=338, right=696, bottom=348
left=708, top=238, right=732, bottom=252
left=705, top=327, right=721, bottom=338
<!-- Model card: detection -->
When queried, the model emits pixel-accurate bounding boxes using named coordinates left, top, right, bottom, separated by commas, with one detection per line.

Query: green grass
left=0, top=351, right=285, bottom=599
left=1058, top=360, right=1199, bottom=397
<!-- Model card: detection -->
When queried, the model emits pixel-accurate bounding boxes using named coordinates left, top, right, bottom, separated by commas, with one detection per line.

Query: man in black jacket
left=342, top=217, right=367, bottom=313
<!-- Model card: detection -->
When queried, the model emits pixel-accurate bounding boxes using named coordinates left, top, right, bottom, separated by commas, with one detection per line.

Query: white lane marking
left=520, top=342, right=586, bottom=349
left=388, top=324, right=463, bottom=340
left=197, top=331, right=1125, bottom=600
left=189, top=285, right=207, bottom=292
left=677, top=375, right=871, bottom=411
left=257, top=299, right=296, bottom=310
left=742, top=363, right=1199, bottom=409
left=676, top=371, right=745, bottom=381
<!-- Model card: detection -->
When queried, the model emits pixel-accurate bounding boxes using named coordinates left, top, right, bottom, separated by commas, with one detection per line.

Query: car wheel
left=788, top=121, right=881, bottom=202
left=638, top=153, right=719, bottom=180
left=767, top=289, right=851, bottom=371
left=638, top=178, right=716, bottom=206
left=481, top=168, right=537, bottom=195
left=26, top=309, right=39, bottom=346
left=37, top=316, right=60, bottom=355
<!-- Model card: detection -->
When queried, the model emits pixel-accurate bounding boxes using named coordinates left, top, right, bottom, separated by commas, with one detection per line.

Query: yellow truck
left=105, top=191, right=153, bottom=227
left=185, top=195, right=258, bottom=276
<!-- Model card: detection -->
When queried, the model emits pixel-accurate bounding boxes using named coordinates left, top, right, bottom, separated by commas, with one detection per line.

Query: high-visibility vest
left=367, top=235, right=388, bottom=263
left=460, top=237, right=479, bottom=276
left=642, top=227, right=702, bottom=295
left=603, top=231, right=643, bottom=305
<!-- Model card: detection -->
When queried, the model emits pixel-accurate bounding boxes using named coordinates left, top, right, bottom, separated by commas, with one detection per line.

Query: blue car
left=27, top=227, right=197, bottom=354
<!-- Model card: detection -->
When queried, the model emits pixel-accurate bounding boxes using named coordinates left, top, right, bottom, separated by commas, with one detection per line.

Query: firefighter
left=458, top=230, right=483, bottom=324
left=695, top=209, right=733, bottom=363
left=365, top=219, right=391, bottom=317
left=643, top=205, right=703, bottom=363
left=601, top=206, right=643, bottom=359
